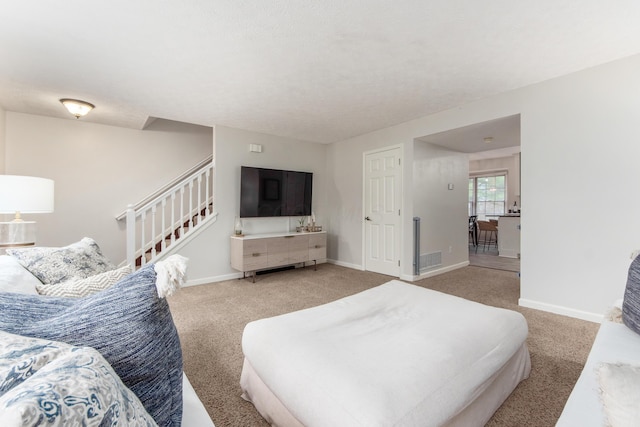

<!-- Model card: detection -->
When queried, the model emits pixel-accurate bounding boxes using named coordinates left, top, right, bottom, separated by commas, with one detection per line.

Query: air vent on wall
left=419, top=251, right=442, bottom=272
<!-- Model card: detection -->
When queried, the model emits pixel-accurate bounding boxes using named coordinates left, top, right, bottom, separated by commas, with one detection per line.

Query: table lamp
left=0, top=175, right=55, bottom=248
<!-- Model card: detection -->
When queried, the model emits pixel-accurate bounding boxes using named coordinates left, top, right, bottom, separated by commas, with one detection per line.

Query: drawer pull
left=284, top=236, right=294, bottom=238
left=252, top=253, right=260, bottom=257
left=315, top=245, right=321, bottom=248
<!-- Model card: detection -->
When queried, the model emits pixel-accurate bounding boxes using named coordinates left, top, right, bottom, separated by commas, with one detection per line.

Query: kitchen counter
left=498, top=216, right=520, bottom=258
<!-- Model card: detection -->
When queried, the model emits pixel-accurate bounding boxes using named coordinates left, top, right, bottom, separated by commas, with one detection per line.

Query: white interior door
left=364, top=146, right=402, bottom=277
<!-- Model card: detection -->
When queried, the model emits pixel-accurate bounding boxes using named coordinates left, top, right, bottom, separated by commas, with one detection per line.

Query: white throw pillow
left=36, top=265, right=132, bottom=297
left=598, top=362, right=640, bottom=427
left=0, top=255, right=40, bottom=295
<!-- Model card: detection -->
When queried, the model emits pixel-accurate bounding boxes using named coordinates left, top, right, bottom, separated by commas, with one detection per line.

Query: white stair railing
left=123, top=160, right=215, bottom=268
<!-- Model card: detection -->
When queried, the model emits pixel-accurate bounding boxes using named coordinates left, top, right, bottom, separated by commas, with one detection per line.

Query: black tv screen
left=240, top=166, right=313, bottom=218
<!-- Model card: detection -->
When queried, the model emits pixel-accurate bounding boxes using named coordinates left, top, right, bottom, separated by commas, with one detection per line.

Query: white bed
left=240, top=280, right=530, bottom=427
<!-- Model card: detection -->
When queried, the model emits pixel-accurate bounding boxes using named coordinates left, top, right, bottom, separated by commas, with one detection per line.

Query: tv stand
left=230, top=231, right=327, bottom=282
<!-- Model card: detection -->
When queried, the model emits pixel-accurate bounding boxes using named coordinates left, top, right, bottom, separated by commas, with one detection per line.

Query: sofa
left=0, top=239, right=215, bottom=427
left=557, top=256, right=640, bottom=426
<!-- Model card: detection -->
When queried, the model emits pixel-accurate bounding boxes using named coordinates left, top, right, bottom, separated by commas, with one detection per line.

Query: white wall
left=328, top=53, right=640, bottom=321
left=0, top=105, right=5, bottom=173
left=326, top=118, right=503, bottom=277
left=325, top=133, right=415, bottom=271
left=175, top=125, right=328, bottom=283
left=518, top=55, right=640, bottom=320
left=3, top=112, right=212, bottom=263
left=413, top=141, right=469, bottom=274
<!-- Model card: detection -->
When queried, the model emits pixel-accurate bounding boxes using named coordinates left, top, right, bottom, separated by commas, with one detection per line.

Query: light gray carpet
left=168, top=264, right=599, bottom=427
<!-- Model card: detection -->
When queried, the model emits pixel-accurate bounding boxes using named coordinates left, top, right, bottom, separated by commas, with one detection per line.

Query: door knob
left=365, top=216, right=371, bottom=221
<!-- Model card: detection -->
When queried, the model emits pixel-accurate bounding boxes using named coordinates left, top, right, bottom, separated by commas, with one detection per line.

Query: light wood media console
left=230, top=231, right=327, bottom=282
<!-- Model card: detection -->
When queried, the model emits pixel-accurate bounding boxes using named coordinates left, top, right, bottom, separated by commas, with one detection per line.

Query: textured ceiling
left=419, top=114, right=521, bottom=154
left=1, top=1, right=640, bottom=145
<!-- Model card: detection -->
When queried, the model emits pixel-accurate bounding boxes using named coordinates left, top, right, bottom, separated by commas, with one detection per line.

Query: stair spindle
left=140, top=211, right=147, bottom=266
left=197, top=174, right=202, bottom=223
left=189, top=181, right=194, bottom=229
left=180, top=187, right=185, bottom=238
left=161, top=199, right=167, bottom=252
left=171, top=192, right=176, bottom=244
left=151, top=205, right=157, bottom=259
left=205, top=169, right=211, bottom=215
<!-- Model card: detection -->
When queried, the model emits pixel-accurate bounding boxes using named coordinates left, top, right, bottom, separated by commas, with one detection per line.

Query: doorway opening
left=416, top=114, right=521, bottom=273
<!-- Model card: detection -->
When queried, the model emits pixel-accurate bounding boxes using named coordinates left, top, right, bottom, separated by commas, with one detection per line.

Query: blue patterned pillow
left=0, top=264, right=182, bottom=427
left=623, top=255, right=640, bottom=335
left=6, top=237, right=116, bottom=284
left=0, top=331, right=157, bottom=426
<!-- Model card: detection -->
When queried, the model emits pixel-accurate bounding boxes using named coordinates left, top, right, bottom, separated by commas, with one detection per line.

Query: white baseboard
left=401, top=261, right=469, bottom=282
left=326, top=258, right=364, bottom=271
left=518, top=298, right=603, bottom=323
left=185, top=272, right=242, bottom=287
left=326, top=259, right=469, bottom=280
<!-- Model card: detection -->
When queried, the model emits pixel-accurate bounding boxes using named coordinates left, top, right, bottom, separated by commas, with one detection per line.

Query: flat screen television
left=240, top=166, right=313, bottom=218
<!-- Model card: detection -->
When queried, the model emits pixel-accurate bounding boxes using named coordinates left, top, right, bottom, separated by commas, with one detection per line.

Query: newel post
left=125, top=204, right=136, bottom=268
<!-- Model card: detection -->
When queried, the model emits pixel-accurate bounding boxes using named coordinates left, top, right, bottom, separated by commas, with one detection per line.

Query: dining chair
left=476, top=220, right=498, bottom=252
left=468, top=216, right=478, bottom=247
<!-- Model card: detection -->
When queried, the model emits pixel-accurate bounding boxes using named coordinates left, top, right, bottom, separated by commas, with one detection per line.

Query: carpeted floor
left=168, top=264, right=599, bottom=427
left=468, top=246, right=520, bottom=273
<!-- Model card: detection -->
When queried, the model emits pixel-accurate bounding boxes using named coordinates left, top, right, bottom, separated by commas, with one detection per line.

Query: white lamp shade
left=0, top=175, right=55, bottom=214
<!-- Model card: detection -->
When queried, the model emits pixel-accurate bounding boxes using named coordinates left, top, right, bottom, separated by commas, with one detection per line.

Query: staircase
left=118, top=158, right=217, bottom=268
left=134, top=200, right=213, bottom=267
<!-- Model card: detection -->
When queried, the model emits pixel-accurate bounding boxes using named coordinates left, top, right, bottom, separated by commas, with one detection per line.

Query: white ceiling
left=1, top=1, right=640, bottom=146
left=417, top=114, right=521, bottom=154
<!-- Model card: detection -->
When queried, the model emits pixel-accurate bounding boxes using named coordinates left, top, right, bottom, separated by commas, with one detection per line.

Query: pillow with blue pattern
left=0, top=330, right=157, bottom=426
left=6, top=237, right=116, bottom=285
left=0, top=264, right=182, bottom=427
left=623, top=254, right=640, bottom=335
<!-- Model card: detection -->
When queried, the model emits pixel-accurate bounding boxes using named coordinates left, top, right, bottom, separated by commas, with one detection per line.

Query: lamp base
left=0, top=221, right=37, bottom=248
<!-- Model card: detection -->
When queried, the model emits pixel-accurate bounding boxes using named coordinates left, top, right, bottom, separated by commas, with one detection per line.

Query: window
left=469, top=174, right=506, bottom=217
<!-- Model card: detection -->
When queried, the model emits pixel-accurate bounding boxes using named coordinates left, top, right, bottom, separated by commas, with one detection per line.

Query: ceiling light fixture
left=483, top=137, right=494, bottom=144
left=60, top=98, right=95, bottom=119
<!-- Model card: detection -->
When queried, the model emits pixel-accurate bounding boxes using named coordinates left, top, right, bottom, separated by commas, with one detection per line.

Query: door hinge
left=398, top=158, right=401, bottom=166
left=398, top=209, right=400, bottom=216
left=398, top=260, right=400, bottom=267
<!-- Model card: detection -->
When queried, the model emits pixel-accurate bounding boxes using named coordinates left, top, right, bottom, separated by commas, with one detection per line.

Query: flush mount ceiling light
left=59, top=98, right=95, bottom=119
left=483, top=137, right=494, bottom=144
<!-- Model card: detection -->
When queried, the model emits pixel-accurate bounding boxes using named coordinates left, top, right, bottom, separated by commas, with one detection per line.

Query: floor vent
left=420, top=251, right=442, bottom=271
